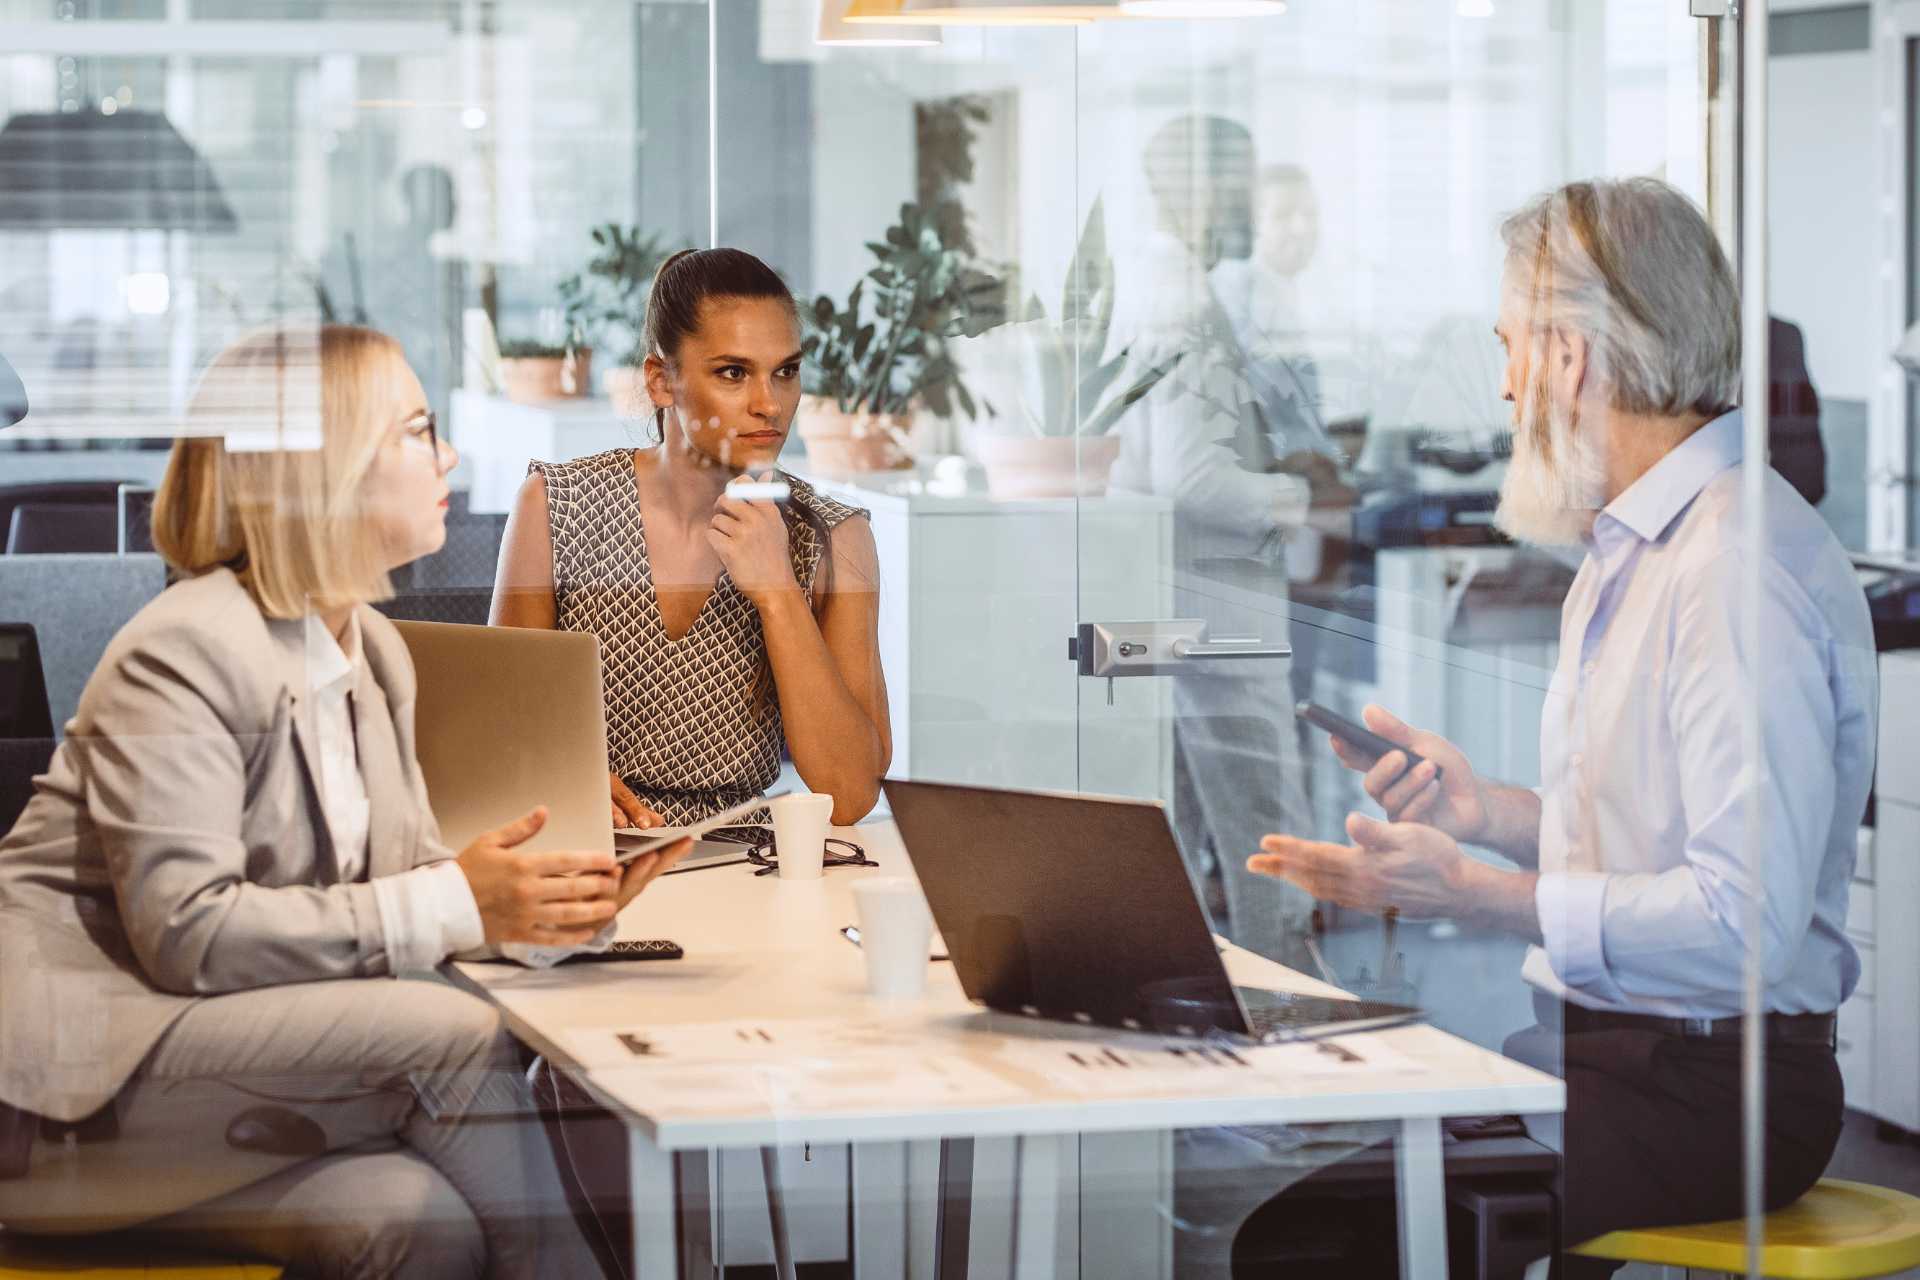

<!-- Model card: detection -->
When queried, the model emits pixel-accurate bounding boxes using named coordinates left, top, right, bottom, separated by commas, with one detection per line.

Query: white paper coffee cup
left=851, top=877, right=933, bottom=998
left=770, top=792, right=833, bottom=880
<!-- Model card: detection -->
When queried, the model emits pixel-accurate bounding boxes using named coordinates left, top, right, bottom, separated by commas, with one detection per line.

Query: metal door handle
left=1169, top=638, right=1292, bottom=660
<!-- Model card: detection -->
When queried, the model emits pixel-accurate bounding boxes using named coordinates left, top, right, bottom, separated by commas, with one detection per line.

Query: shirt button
left=1582, top=661, right=1597, bottom=677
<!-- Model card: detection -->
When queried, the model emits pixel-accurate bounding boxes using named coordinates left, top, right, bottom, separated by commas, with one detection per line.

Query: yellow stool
left=1572, top=1179, right=1920, bottom=1278
left=0, top=1231, right=282, bottom=1279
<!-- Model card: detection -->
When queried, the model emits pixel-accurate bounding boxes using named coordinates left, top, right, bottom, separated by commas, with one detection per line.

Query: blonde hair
left=152, top=325, right=412, bottom=619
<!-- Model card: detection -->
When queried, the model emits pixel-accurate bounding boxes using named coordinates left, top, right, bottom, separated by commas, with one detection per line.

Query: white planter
left=974, top=434, right=1121, bottom=500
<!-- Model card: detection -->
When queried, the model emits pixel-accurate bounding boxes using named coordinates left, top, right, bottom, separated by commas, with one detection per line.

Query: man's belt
left=1537, top=994, right=1836, bottom=1045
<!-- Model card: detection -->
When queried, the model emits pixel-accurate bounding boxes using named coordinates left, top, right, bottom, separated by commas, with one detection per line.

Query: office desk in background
left=455, top=821, right=1562, bottom=1280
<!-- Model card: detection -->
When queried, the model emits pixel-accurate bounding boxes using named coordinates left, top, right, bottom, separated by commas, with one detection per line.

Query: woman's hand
left=610, top=773, right=664, bottom=830
left=455, top=806, right=620, bottom=945
left=611, top=837, right=694, bottom=912
left=708, top=480, right=799, bottom=609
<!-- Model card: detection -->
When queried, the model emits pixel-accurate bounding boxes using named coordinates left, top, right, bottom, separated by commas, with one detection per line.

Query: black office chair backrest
left=0, top=625, right=53, bottom=740
left=0, top=625, right=55, bottom=835
left=6, top=503, right=118, bottom=554
left=372, top=589, right=494, bottom=627
left=0, top=481, right=130, bottom=543
left=0, top=738, right=54, bottom=835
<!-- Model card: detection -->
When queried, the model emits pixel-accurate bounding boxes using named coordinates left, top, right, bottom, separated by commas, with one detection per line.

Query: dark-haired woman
left=490, top=247, right=891, bottom=828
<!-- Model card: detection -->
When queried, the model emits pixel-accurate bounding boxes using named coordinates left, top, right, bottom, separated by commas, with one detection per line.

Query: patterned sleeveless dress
left=531, top=449, right=866, bottom=824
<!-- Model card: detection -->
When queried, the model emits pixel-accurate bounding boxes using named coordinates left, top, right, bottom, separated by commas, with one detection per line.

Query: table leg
left=1011, top=1133, right=1075, bottom=1280
left=627, top=1128, right=698, bottom=1279
left=761, top=1146, right=798, bottom=1280
left=1077, top=1131, right=1172, bottom=1280
left=851, top=1142, right=910, bottom=1280
left=933, top=1137, right=975, bottom=1280
left=1395, top=1115, right=1449, bottom=1280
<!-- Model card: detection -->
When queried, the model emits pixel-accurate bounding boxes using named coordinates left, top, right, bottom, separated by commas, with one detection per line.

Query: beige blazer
left=0, top=569, right=456, bottom=1121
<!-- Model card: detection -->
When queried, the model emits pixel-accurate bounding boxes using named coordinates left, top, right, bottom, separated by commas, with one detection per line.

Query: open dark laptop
left=881, top=778, right=1421, bottom=1043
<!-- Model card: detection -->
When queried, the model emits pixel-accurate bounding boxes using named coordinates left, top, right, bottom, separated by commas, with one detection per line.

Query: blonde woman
left=0, top=327, right=673, bottom=1278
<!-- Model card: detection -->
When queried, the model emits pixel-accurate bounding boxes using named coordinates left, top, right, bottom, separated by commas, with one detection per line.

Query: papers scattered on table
left=579, top=1018, right=1025, bottom=1115
left=569, top=1015, right=1429, bottom=1114
left=567, top=1016, right=932, bottom=1069
left=991, top=1032, right=1431, bottom=1096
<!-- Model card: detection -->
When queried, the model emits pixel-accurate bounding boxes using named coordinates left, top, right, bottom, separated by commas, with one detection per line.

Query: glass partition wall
left=3, top=2, right=1914, bottom=1277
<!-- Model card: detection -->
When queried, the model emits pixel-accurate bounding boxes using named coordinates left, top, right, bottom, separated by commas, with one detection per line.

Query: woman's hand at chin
left=708, top=483, right=800, bottom=609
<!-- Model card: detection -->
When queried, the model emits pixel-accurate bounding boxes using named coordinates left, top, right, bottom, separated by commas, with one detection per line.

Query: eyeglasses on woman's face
left=396, top=409, right=453, bottom=475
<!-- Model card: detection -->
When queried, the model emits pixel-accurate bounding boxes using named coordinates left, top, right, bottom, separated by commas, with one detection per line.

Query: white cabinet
left=448, top=389, right=645, bottom=514
left=804, top=470, right=1176, bottom=802
left=1854, top=651, right=1920, bottom=1132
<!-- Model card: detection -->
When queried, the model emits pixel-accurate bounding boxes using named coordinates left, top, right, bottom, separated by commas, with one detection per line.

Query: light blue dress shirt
left=1520, top=409, right=1877, bottom=1019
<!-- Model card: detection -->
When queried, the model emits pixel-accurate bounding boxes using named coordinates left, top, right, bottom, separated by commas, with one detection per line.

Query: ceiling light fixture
left=1119, top=0, right=1285, bottom=15
left=844, top=0, right=1106, bottom=27
left=817, top=0, right=943, bottom=44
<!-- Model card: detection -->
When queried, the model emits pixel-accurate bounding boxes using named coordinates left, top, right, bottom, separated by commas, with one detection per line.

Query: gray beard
left=1493, top=399, right=1604, bottom=548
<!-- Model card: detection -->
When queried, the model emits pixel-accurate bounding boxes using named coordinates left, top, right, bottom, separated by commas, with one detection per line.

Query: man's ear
left=1553, top=328, right=1591, bottom=405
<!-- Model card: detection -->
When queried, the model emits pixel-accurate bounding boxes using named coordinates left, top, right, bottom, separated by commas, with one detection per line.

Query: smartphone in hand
left=1294, top=701, right=1438, bottom=782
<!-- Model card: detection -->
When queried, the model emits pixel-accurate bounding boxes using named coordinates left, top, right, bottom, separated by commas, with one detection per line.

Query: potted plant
left=497, top=337, right=589, bottom=404
left=961, top=199, right=1179, bottom=499
left=799, top=200, right=1004, bottom=473
left=556, top=223, right=679, bottom=417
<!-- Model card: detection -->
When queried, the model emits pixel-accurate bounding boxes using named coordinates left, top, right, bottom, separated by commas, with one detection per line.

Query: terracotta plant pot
left=796, top=396, right=914, bottom=473
left=605, top=365, right=650, bottom=418
left=500, top=350, right=591, bottom=404
left=975, top=434, right=1121, bottom=500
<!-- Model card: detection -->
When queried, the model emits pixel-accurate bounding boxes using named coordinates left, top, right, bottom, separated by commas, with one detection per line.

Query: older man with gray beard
left=1250, top=178, right=1876, bottom=1277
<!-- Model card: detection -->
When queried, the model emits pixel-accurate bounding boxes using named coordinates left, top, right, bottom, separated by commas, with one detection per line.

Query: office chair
left=0, top=624, right=55, bottom=833
left=0, top=482, right=129, bottom=544
left=5, top=503, right=118, bottom=555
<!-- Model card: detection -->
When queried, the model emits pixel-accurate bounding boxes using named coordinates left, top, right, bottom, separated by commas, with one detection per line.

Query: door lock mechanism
left=1071, top=619, right=1291, bottom=678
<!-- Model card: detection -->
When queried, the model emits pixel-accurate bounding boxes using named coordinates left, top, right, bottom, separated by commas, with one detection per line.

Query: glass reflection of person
left=1211, top=163, right=1326, bottom=449
left=1107, top=114, right=1327, bottom=958
left=1253, top=180, right=1873, bottom=1276
left=0, top=327, right=675, bottom=1278
left=490, top=248, right=891, bottom=830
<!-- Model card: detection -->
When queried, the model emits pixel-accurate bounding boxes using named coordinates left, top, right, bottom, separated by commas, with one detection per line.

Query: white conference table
left=456, top=821, right=1563, bottom=1280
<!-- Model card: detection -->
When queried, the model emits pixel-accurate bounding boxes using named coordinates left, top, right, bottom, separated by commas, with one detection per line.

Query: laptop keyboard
left=1237, top=989, right=1423, bottom=1039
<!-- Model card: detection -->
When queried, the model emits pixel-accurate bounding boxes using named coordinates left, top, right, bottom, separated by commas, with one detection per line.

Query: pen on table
left=1316, top=1039, right=1362, bottom=1064
left=839, top=925, right=950, bottom=962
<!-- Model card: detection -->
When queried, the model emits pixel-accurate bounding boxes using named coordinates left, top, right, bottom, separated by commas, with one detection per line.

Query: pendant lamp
left=1119, top=0, right=1285, bottom=15
left=844, top=0, right=1109, bottom=26
left=0, top=109, right=237, bottom=232
left=817, top=0, right=943, bottom=44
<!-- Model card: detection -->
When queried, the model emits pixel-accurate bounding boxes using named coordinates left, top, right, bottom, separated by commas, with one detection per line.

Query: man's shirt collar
left=1594, top=407, right=1744, bottom=549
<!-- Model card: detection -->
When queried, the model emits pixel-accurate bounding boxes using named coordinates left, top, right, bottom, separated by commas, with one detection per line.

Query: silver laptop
left=394, top=620, right=615, bottom=856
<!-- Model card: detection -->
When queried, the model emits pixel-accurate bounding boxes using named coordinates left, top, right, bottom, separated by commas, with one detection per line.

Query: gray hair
left=1499, top=177, right=1740, bottom=418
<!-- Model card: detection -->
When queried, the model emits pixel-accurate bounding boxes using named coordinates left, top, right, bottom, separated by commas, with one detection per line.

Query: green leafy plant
left=962, top=198, right=1179, bottom=437
left=802, top=201, right=1005, bottom=419
left=916, top=95, right=992, bottom=259
left=557, top=223, right=680, bottom=362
